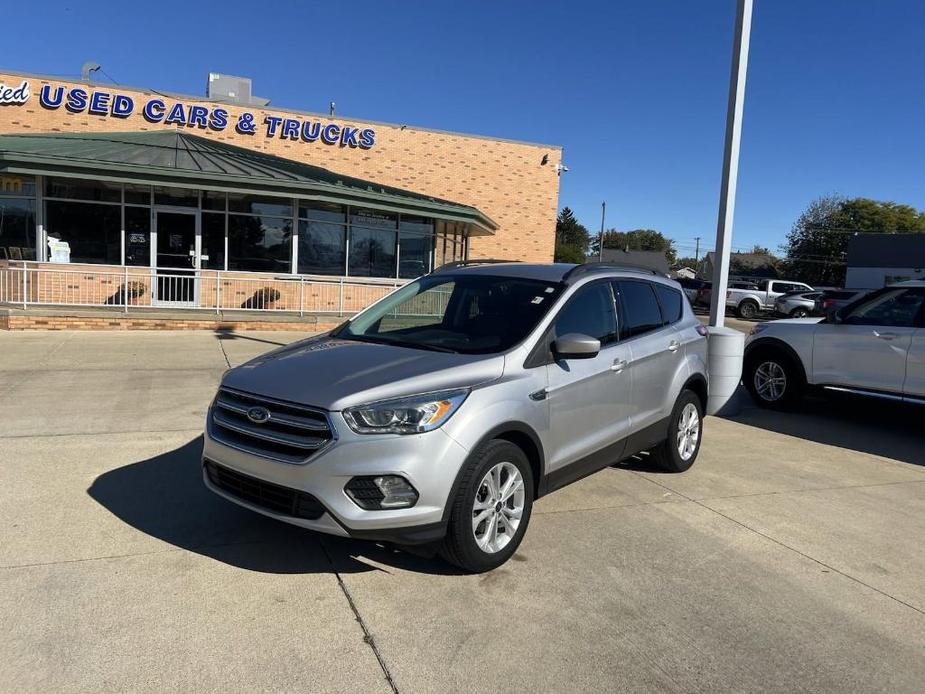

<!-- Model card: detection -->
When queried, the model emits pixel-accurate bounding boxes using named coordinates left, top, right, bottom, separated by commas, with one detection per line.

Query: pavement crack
left=318, top=538, right=399, bottom=694
left=632, top=471, right=925, bottom=617
left=217, top=337, right=232, bottom=368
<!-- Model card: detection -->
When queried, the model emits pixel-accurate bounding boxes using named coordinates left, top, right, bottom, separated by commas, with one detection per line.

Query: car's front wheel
left=440, top=440, right=534, bottom=573
left=744, top=349, right=805, bottom=409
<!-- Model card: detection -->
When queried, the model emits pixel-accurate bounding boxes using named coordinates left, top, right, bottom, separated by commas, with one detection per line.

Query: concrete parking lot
left=1, top=329, right=924, bottom=693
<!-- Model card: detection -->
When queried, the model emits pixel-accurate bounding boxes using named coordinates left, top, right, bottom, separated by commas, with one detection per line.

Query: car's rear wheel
left=789, top=307, right=808, bottom=318
left=736, top=300, right=759, bottom=319
left=744, top=349, right=805, bottom=410
left=649, top=390, right=704, bottom=473
left=440, top=440, right=533, bottom=573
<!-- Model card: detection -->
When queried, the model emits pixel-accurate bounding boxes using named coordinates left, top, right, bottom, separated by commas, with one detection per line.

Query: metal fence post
left=339, top=278, right=345, bottom=317
left=299, top=277, right=304, bottom=317
left=216, top=272, right=221, bottom=315
left=22, top=262, right=27, bottom=310
left=123, top=266, right=129, bottom=313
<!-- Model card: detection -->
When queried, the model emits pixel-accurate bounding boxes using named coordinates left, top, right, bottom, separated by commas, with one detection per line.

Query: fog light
left=345, top=475, right=418, bottom=510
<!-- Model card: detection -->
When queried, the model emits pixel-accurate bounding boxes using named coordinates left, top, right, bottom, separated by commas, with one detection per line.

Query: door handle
left=611, top=358, right=627, bottom=373
left=873, top=331, right=897, bottom=341
left=667, top=340, right=680, bottom=353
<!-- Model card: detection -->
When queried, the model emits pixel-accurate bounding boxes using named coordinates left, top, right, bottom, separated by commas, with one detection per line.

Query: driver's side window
left=843, top=288, right=925, bottom=327
left=554, top=282, right=618, bottom=345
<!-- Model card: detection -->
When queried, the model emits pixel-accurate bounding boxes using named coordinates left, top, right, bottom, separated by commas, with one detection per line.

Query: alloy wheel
left=472, top=462, right=525, bottom=554
left=754, top=361, right=787, bottom=402
left=676, top=402, right=701, bottom=461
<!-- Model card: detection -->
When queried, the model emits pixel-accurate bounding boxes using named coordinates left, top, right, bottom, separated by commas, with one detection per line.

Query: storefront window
left=124, top=207, right=151, bottom=266
left=124, top=184, right=151, bottom=205
left=0, top=197, right=37, bottom=261
left=154, top=186, right=198, bottom=207
left=201, top=212, right=226, bottom=270
left=45, top=200, right=121, bottom=265
left=201, top=190, right=226, bottom=211
left=298, top=220, right=346, bottom=275
left=399, top=216, right=434, bottom=279
left=349, top=226, right=397, bottom=277
left=46, top=176, right=121, bottom=203
left=228, top=193, right=292, bottom=218
left=227, top=214, right=292, bottom=273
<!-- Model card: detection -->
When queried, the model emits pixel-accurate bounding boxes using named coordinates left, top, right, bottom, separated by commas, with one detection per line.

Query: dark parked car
left=815, top=289, right=868, bottom=315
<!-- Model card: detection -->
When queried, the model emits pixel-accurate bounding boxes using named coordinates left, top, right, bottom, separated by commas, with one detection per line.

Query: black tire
left=743, top=348, right=805, bottom=410
left=649, top=390, right=704, bottom=473
left=440, top=440, right=534, bottom=573
left=736, top=300, right=759, bottom=319
left=790, top=307, right=808, bottom=318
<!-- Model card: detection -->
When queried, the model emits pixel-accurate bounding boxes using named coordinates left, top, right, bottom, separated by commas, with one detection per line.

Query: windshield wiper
left=339, top=334, right=457, bottom=353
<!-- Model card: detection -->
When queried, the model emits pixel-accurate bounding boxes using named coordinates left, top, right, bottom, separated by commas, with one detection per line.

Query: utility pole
left=694, top=236, right=701, bottom=263
left=708, top=0, right=753, bottom=328
left=598, top=201, right=606, bottom=261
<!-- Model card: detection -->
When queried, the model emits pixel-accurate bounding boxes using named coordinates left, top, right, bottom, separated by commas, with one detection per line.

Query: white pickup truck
left=726, top=279, right=814, bottom=319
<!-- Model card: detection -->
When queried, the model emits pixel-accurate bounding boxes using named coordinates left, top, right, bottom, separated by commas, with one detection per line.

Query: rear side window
left=554, top=282, right=618, bottom=345
left=615, top=280, right=664, bottom=338
left=655, top=284, right=683, bottom=324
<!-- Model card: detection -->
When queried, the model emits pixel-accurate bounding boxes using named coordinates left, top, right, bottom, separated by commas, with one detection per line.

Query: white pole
left=709, top=0, right=753, bottom=328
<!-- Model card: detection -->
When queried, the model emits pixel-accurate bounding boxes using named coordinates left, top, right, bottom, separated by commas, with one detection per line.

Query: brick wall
left=0, top=71, right=561, bottom=263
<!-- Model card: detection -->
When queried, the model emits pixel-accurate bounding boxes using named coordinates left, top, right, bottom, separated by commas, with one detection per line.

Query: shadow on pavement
left=730, top=393, right=925, bottom=467
left=213, top=326, right=288, bottom=347
left=87, top=436, right=461, bottom=575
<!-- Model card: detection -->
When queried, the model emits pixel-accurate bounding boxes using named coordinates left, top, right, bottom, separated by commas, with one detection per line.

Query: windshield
left=335, top=274, right=563, bottom=354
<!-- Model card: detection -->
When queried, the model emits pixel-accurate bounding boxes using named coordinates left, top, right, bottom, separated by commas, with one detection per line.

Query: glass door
left=153, top=210, right=199, bottom=306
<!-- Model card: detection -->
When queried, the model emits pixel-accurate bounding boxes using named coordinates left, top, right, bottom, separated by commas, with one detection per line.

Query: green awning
left=0, top=130, right=496, bottom=234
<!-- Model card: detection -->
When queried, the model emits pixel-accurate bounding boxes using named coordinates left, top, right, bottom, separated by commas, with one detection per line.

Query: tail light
left=822, top=298, right=835, bottom=309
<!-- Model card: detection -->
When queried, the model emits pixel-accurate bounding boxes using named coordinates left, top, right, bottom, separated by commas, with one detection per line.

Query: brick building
left=0, top=69, right=561, bottom=316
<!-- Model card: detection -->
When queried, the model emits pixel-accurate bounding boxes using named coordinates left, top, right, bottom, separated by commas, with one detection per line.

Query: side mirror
left=825, top=306, right=842, bottom=324
left=553, top=333, right=601, bottom=360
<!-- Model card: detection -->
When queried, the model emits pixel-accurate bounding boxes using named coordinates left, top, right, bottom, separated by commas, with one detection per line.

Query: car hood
left=221, top=334, right=505, bottom=411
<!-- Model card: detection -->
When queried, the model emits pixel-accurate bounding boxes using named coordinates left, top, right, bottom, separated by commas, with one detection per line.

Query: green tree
left=675, top=256, right=699, bottom=271
left=554, top=207, right=590, bottom=262
left=749, top=244, right=772, bottom=255
left=590, top=228, right=677, bottom=265
left=783, top=195, right=925, bottom=286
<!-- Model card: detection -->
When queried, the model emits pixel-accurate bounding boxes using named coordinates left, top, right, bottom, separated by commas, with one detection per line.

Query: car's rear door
left=544, top=281, right=633, bottom=472
left=902, top=300, right=925, bottom=401
left=813, top=287, right=925, bottom=394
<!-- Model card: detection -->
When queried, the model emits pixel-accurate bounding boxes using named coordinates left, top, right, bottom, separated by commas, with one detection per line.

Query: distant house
left=698, top=251, right=779, bottom=281
left=845, top=234, right=925, bottom=288
left=588, top=248, right=669, bottom=276
left=671, top=266, right=697, bottom=280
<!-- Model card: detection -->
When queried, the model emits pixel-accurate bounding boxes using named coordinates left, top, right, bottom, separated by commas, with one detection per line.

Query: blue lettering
left=264, top=115, right=283, bottom=137
left=321, top=123, right=340, bottom=144
left=300, top=121, right=320, bottom=142
left=39, top=85, right=64, bottom=109
left=88, top=91, right=111, bottom=115
left=188, top=105, right=209, bottom=128
left=281, top=118, right=300, bottom=140
left=340, top=126, right=359, bottom=148
left=236, top=112, right=257, bottom=134
left=65, top=88, right=88, bottom=113
left=143, top=99, right=166, bottom=122
left=164, top=102, right=187, bottom=125
left=209, top=108, right=228, bottom=130
left=359, top=128, right=375, bottom=149
left=111, top=94, right=134, bottom=117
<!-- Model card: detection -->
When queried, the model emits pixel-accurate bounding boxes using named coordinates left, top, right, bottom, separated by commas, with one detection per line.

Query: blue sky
left=4, top=0, right=923, bottom=259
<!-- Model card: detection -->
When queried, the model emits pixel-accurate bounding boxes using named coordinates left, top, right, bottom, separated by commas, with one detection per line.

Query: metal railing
left=0, top=262, right=409, bottom=317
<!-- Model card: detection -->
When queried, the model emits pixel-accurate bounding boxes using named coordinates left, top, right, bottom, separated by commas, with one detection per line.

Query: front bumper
left=202, top=409, right=471, bottom=544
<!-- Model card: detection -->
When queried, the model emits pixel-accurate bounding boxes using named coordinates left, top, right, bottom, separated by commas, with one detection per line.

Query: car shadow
left=729, top=393, right=925, bottom=467
left=86, top=436, right=464, bottom=576
left=213, top=326, right=288, bottom=347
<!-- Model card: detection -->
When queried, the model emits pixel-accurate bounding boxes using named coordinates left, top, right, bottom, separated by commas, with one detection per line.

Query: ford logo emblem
left=246, top=406, right=270, bottom=424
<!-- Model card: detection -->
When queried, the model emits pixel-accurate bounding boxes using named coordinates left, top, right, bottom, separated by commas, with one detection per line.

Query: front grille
left=209, top=387, right=335, bottom=464
left=205, top=460, right=325, bottom=520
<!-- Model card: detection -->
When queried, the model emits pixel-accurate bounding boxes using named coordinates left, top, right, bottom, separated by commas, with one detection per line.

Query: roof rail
left=562, top=261, right=661, bottom=283
left=431, top=259, right=520, bottom=274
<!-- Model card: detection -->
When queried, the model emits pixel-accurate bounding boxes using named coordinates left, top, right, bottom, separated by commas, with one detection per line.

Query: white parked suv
left=743, top=281, right=925, bottom=408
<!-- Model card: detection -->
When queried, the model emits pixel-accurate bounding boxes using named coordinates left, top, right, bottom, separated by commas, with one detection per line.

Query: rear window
left=616, top=280, right=664, bottom=338
left=655, top=284, right=683, bottom=323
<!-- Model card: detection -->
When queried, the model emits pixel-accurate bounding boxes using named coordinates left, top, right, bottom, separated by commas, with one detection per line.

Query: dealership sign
left=7, top=80, right=376, bottom=149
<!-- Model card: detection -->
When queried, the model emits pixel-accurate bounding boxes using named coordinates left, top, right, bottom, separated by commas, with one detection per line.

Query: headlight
left=343, top=389, right=469, bottom=435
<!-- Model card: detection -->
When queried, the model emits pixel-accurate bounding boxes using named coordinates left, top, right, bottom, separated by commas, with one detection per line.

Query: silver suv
left=203, top=262, right=709, bottom=572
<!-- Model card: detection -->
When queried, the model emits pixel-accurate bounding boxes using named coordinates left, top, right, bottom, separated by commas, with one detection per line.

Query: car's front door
left=813, top=287, right=925, bottom=394
left=544, top=281, right=633, bottom=473
left=614, top=280, right=682, bottom=429
left=905, top=328, right=925, bottom=401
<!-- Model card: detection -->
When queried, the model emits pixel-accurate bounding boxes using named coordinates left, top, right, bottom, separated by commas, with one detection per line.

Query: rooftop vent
left=206, top=73, right=270, bottom=106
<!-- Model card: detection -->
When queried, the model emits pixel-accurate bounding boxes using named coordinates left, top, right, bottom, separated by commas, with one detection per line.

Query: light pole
left=598, top=201, right=606, bottom=261
left=708, top=0, right=753, bottom=328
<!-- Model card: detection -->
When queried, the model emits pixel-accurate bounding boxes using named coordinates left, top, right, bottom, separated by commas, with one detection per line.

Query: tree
left=589, top=228, right=677, bottom=265
left=675, top=256, right=699, bottom=271
left=782, top=195, right=925, bottom=286
left=749, top=244, right=772, bottom=255
left=554, top=207, right=590, bottom=263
